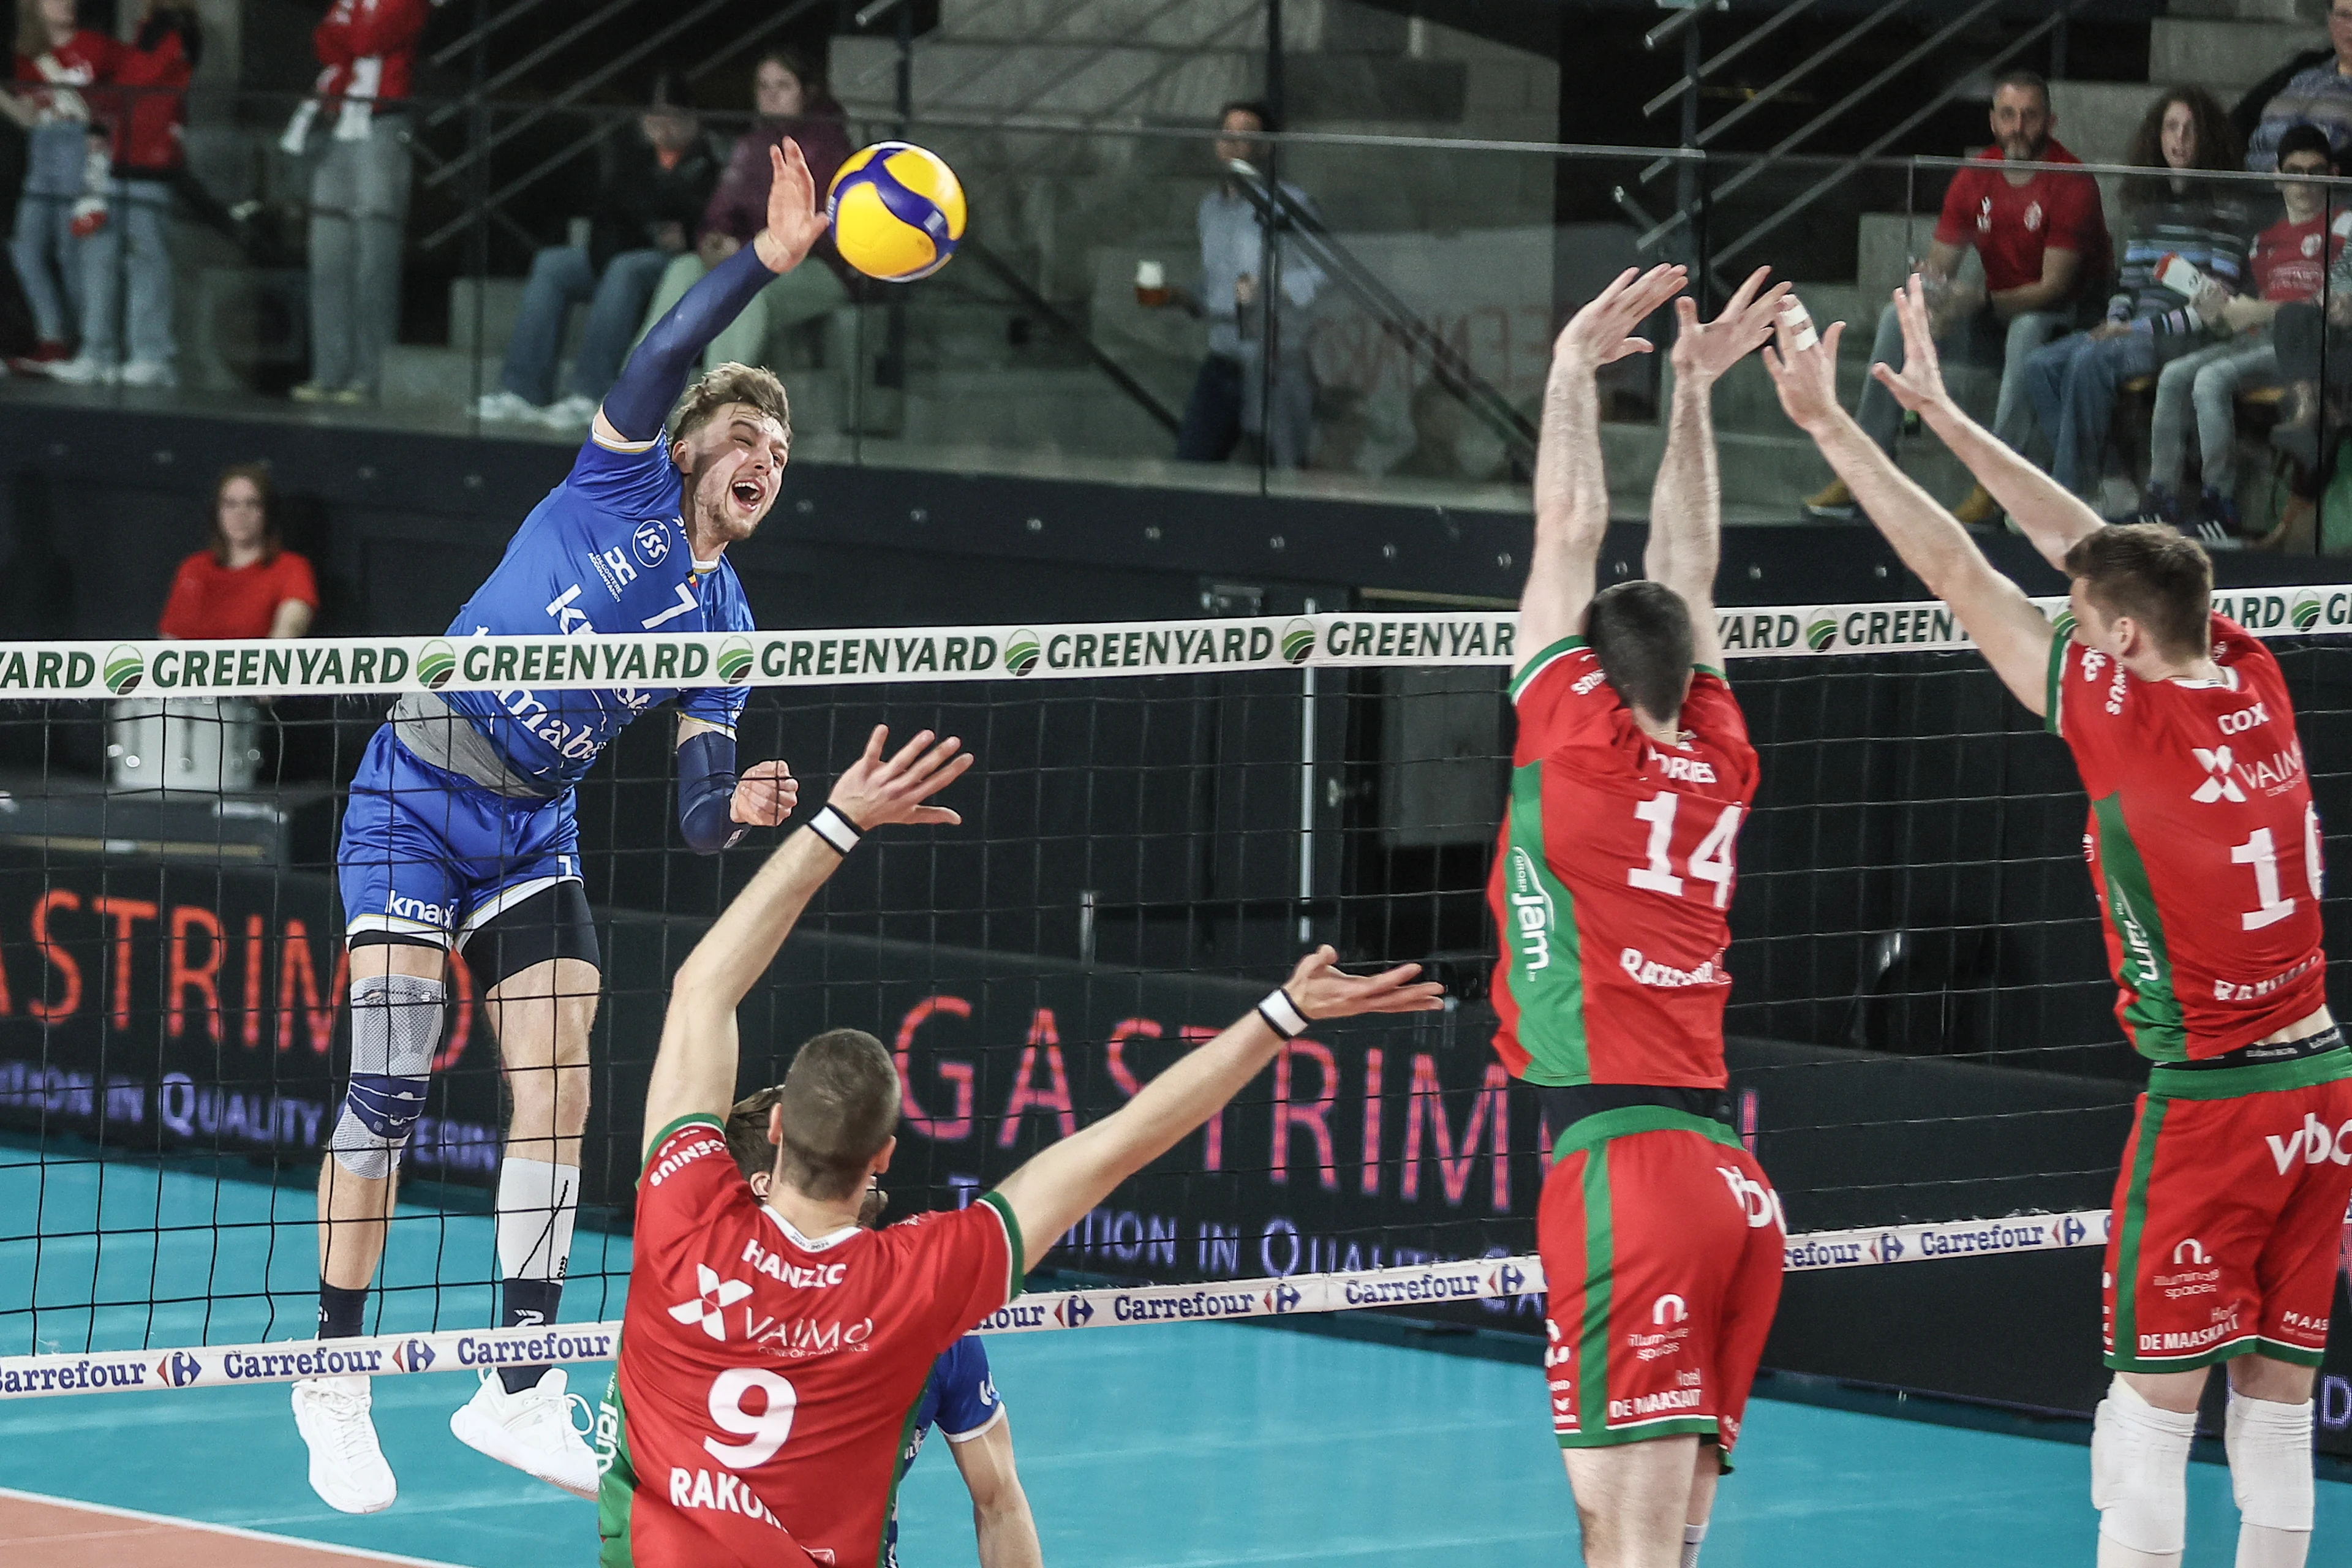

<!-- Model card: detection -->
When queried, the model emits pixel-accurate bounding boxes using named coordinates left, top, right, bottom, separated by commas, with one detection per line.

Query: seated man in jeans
left=475, top=72, right=718, bottom=429
left=2139, top=125, right=2343, bottom=540
left=1806, top=70, right=2108, bottom=525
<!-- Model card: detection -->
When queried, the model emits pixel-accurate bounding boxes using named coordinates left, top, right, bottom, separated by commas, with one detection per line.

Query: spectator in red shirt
left=158, top=465, right=320, bottom=640
left=2, top=0, right=115, bottom=367
left=634, top=50, right=853, bottom=375
left=1806, top=71, right=2108, bottom=525
left=281, top=0, right=434, bottom=404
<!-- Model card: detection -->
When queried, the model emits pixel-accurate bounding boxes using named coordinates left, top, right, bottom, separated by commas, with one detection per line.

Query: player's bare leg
left=2097, top=1358, right=2318, bottom=1568
left=1564, top=1437, right=1704, bottom=1568
left=1681, top=1446, right=1722, bottom=1567
left=449, top=954, right=600, bottom=1497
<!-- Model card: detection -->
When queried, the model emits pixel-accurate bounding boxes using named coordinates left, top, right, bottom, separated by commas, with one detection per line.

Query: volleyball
left=826, top=141, right=967, bottom=282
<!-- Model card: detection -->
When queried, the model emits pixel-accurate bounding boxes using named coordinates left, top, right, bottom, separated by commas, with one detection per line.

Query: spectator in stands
left=475, top=71, right=720, bottom=429
left=2137, top=126, right=2342, bottom=540
left=635, top=51, right=851, bottom=374
left=1156, top=100, right=1325, bottom=470
left=1804, top=72, right=2106, bottom=524
left=2, top=0, right=111, bottom=372
left=49, top=0, right=199, bottom=388
left=2245, top=0, right=2352, bottom=171
left=282, top=0, right=432, bottom=405
left=158, top=465, right=319, bottom=639
left=2021, top=88, right=2246, bottom=511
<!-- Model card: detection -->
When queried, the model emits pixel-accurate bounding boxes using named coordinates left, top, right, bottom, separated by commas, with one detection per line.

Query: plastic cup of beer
left=1135, top=260, right=1169, bottom=307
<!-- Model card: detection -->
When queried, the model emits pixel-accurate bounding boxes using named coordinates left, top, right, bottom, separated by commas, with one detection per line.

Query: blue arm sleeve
left=604, top=243, right=779, bottom=442
left=677, top=728, right=746, bottom=855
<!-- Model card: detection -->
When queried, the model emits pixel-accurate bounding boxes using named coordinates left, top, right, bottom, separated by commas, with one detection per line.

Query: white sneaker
left=291, top=1374, right=398, bottom=1514
left=119, top=359, right=177, bottom=388
left=450, top=1367, right=598, bottom=1499
left=472, top=389, right=541, bottom=422
left=539, top=393, right=597, bottom=429
left=46, top=356, right=117, bottom=386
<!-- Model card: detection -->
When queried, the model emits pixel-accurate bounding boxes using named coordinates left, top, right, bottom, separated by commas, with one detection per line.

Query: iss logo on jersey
left=633, top=519, right=671, bottom=568
left=668, top=1264, right=754, bottom=1341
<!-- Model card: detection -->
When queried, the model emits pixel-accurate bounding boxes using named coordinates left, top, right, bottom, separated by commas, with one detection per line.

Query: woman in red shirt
left=157, top=464, right=320, bottom=639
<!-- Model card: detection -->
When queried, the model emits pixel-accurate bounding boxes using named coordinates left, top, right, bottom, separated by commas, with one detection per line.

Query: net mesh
left=2, top=598, right=2348, bottom=1387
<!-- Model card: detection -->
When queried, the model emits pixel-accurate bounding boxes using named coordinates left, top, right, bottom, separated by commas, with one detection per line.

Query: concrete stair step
left=2150, top=17, right=2326, bottom=91
left=2048, top=80, right=2163, bottom=170
left=1599, top=421, right=1977, bottom=511
left=2165, top=0, right=2320, bottom=22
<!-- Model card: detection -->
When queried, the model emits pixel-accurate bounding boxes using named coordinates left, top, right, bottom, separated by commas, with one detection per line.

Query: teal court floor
left=6, top=1148, right=2349, bottom=1566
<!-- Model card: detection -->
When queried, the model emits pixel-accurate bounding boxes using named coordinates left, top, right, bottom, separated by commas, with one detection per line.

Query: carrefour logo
left=156, top=1349, right=203, bottom=1386
left=417, top=640, right=457, bottom=690
left=1280, top=618, right=1317, bottom=664
left=717, top=636, right=754, bottom=684
left=104, top=644, right=145, bottom=695
left=1005, top=630, right=1041, bottom=677
left=1804, top=616, right=1836, bottom=652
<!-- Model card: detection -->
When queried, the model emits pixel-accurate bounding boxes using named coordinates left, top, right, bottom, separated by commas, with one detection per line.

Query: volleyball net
left=3, top=592, right=2350, bottom=1405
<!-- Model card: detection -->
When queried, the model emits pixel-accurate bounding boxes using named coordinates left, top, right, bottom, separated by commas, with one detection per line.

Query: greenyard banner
left=3, top=590, right=2348, bottom=699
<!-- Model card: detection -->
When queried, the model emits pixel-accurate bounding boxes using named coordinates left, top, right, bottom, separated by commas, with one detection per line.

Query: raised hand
left=1759, top=293, right=1849, bottom=435
left=729, top=760, right=799, bottom=827
left=1555, top=264, right=1688, bottom=372
left=1283, top=944, right=1446, bottom=1021
left=1866, top=274, right=1956, bottom=417
left=1670, top=265, right=1792, bottom=385
left=753, top=139, right=831, bottom=275
left=828, top=725, right=973, bottom=830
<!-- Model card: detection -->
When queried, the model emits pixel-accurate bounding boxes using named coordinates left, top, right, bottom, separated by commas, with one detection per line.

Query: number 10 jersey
left=1487, top=638, right=1758, bottom=1089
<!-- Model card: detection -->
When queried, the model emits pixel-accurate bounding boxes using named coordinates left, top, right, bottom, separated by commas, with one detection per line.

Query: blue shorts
left=336, top=726, right=581, bottom=949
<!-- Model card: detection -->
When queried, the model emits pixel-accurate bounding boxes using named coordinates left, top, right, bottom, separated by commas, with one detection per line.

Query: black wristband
left=1256, top=987, right=1310, bottom=1040
left=808, top=804, right=862, bottom=856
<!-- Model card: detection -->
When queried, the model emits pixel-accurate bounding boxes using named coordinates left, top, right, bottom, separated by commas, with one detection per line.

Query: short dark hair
left=1993, top=70, right=2051, bottom=111
left=646, top=67, right=697, bottom=114
left=723, top=1085, right=785, bottom=1183
left=1584, top=580, right=1695, bottom=726
left=1218, top=99, right=1277, bottom=135
left=2275, top=123, right=2336, bottom=170
left=2062, top=523, right=2212, bottom=661
left=764, top=1029, right=900, bottom=1201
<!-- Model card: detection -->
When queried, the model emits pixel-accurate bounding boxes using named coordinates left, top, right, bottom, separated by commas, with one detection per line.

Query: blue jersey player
left=292, top=141, right=833, bottom=1516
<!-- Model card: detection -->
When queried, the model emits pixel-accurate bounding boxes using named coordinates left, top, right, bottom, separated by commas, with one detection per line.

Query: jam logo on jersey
left=668, top=1264, right=754, bottom=1341
left=1507, top=847, right=1556, bottom=974
left=2266, top=1114, right=2352, bottom=1174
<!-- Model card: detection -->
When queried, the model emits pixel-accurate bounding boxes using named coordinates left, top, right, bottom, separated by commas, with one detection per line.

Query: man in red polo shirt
left=1807, top=69, right=2108, bottom=526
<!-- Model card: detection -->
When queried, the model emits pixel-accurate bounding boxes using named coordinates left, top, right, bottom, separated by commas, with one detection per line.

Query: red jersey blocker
left=595, top=1117, right=1022, bottom=1568
left=1488, top=638, right=1784, bottom=1457
left=2045, top=617, right=2351, bottom=1374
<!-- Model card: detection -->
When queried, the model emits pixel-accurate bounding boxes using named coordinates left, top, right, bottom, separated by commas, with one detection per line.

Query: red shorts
left=2103, top=1060, right=2352, bottom=1373
left=1538, top=1107, right=1784, bottom=1456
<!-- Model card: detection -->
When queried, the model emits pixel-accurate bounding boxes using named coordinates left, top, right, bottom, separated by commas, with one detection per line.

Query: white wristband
left=1256, top=987, right=1310, bottom=1040
left=808, top=804, right=862, bottom=856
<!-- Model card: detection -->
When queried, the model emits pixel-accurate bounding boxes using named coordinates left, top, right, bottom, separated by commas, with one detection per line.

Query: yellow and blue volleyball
left=826, top=142, right=967, bottom=282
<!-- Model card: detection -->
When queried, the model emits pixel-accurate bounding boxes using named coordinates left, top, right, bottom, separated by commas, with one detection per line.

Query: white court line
left=0, top=1486, right=467, bottom=1566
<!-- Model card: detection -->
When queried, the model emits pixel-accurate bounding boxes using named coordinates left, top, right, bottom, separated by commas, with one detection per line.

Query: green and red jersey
left=2046, top=615, right=2328, bottom=1063
left=1487, top=639, right=1758, bottom=1088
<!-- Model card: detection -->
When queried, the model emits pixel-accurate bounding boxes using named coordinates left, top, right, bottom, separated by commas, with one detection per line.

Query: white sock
left=2092, top=1376, right=2196, bottom=1568
left=2227, top=1390, right=2313, bottom=1568
left=1680, top=1521, right=1706, bottom=1568
left=494, top=1157, right=579, bottom=1282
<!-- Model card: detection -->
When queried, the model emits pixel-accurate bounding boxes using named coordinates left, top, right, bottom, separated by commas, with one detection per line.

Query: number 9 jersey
left=2046, top=614, right=2328, bottom=1061
left=1487, top=637, right=1758, bottom=1089
left=597, top=1117, right=1023, bottom=1568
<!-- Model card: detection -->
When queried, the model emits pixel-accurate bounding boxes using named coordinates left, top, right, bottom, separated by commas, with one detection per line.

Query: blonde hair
left=674, top=362, right=792, bottom=446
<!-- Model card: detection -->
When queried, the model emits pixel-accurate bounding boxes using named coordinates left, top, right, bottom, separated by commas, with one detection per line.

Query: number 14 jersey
left=1488, top=638, right=1758, bottom=1088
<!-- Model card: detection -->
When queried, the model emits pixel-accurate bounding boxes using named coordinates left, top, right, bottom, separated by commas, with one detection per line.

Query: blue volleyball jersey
left=439, top=431, right=755, bottom=793
left=884, top=1335, right=1001, bottom=1566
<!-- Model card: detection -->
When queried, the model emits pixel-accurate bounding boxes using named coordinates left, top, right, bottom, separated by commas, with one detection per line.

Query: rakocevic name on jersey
left=440, top=432, right=755, bottom=793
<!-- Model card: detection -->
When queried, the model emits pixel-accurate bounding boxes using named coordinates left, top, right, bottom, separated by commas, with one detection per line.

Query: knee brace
left=2226, top=1389, right=2315, bottom=1534
left=328, top=973, right=445, bottom=1178
left=2092, top=1376, right=2196, bottom=1559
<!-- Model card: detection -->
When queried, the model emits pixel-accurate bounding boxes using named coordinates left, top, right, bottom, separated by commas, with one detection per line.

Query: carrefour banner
left=4, top=588, right=2350, bottom=699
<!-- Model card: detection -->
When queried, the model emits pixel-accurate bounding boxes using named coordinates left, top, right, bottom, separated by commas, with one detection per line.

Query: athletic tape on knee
left=2092, top=1377, right=2196, bottom=1556
left=329, top=973, right=445, bottom=1178
left=2226, top=1390, right=2315, bottom=1534
left=495, top=1156, right=580, bottom=1282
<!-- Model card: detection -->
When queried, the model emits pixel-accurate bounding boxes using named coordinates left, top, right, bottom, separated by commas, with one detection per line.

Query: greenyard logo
left=1280, top=618, right=1317, bottom=664
left=417, top=640, right=457, bottom=689
left=1006, top=630, right=1041, bottom=677
left=716, top=636, right=754, bottom=684
left=103, top=645, right=145, bottom=695
left=2292, top=592, right=2322, bottom=631
left=1805, top=616, right=1837, bottom=652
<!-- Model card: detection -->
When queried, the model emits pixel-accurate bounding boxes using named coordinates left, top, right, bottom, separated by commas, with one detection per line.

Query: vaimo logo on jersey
left=1507, top=846, right=1556, bottom=973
